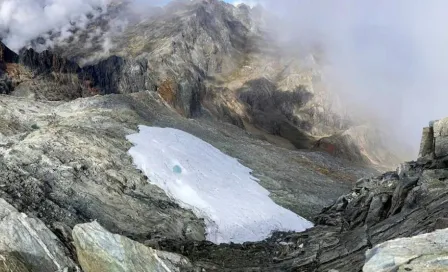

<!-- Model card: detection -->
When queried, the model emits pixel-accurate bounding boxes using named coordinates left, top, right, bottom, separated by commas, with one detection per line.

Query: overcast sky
left=252, top=0, right=447, bottom=153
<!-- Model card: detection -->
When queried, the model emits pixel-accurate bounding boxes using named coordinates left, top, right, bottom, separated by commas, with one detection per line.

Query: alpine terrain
left=0, top=0, right=446, bottom=271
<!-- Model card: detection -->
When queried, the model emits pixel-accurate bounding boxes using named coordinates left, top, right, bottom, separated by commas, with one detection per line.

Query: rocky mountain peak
left=0, top=42, right=18, bottom=64
left=0, top=0, right=409, bottom=168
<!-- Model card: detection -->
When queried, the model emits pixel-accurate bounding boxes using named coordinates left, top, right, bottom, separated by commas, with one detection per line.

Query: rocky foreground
left=0, top=88, right=447, bottom=271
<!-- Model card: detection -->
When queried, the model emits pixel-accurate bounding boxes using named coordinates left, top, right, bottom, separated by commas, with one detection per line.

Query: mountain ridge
left=1, top=0, right=407, bottom=168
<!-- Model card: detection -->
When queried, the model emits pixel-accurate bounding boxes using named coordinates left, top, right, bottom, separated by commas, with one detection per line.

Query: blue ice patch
left=173, top=165, right=182, bottom=174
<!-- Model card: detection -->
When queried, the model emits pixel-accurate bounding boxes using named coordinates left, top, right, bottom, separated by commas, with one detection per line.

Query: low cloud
left=252, top=0, right=448, bottom=154
left=0, top=0, right=113, bottom=51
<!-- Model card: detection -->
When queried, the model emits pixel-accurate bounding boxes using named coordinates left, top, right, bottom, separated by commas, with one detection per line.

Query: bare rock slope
left=1, top=87, right=447, bottom=272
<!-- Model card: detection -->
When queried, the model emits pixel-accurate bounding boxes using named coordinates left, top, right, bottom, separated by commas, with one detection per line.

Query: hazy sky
left=254, top=0, right=447, bottom=153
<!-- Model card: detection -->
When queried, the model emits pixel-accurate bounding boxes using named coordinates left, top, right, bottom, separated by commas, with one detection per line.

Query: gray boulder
left=72, top=221, right=193, bottom=272
left=364, top=228, right=448, bottom=272
left=0, top=198, right=77, bottom=272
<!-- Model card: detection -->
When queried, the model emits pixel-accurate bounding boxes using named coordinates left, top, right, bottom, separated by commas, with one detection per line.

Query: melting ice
left=126, top=126, right=313, bottom=244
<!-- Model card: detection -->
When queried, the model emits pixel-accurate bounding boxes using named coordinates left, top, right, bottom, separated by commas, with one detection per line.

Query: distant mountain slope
left=1, top=0, right=407, bottom=168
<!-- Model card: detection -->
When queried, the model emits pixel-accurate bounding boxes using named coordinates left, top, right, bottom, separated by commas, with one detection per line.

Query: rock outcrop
left=418, top=126, right=435, bottom=158
left=0, top=42, right=88, bottom=100
left=434, top=118, right=448, bottom=158
left=73, top=222, right=193, bottom=272
left=0, top=198, right=77, bottom=271
left=364, top=228, right=448, bottom=272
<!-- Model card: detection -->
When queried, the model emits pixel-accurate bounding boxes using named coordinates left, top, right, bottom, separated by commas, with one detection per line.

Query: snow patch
left=126, top=126, right=313, bottom=244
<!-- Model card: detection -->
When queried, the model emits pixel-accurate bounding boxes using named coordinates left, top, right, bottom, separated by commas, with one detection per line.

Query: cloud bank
left=0, top=0, right=113, bottom=51
left=252, top=0, right=448, bottom=154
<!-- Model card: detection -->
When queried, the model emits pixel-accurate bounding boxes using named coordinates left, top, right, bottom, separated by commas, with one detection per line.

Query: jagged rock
left=418, top=126, right=434, bottom=158
left=0, top=43, right=18, bottom=64
left=72, top=221, right=193, bottom=272
left=434, top=117, right=448, bottom=158
left=0, top=42, right=18, bottom=95
left=18, top=48, right=80, bottom=75
left=363, top=228, right=448, bottom=272
left=0, top=41, right=88, bottom=100
left=0, top=198, right=77, bottom=272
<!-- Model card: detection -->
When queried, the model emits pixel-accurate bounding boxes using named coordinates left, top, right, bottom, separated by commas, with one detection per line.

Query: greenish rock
left=72, top=222, right=193, bottom=272
left=0, top=199, right=77, bottom=272
left=363, top=228, right=448, bottom=272
left=0, top=252, right=29, bottom=272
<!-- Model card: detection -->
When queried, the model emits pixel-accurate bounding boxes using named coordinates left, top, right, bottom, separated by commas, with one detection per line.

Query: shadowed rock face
left=0, top=43, right=18, bottom=64
left=238, top=78, right=316, bottom=149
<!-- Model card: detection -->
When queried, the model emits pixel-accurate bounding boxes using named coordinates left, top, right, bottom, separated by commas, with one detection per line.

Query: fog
left=255, top=0, right=448, bottom=156
left=0, top=0, right=113, bottom=51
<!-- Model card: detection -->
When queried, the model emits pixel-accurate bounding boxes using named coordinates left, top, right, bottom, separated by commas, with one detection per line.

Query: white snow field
left=126, top=126, right=313, bottom=244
